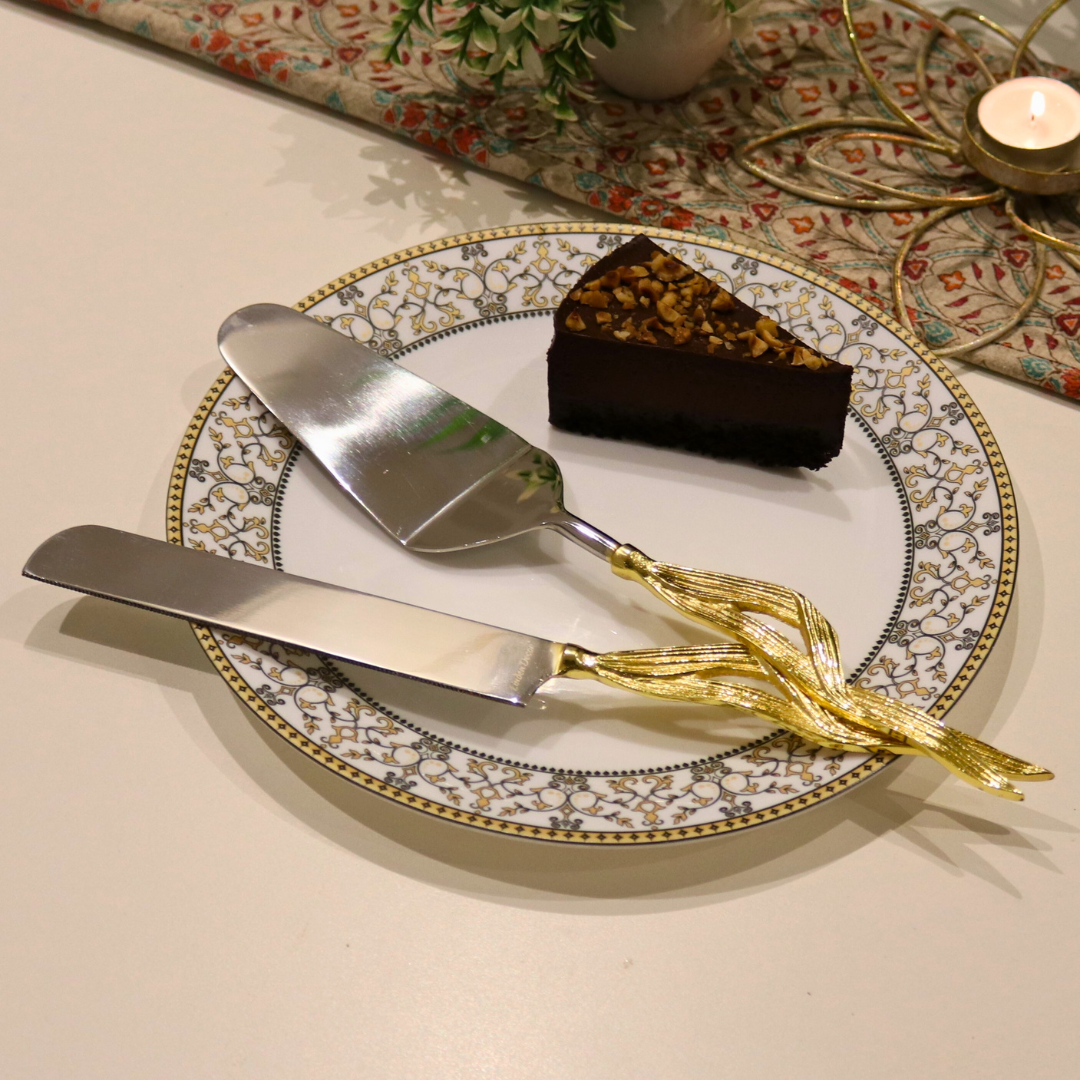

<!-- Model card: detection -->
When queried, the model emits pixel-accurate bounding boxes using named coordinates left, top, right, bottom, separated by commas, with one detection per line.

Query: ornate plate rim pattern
left=167, top=222, right=1017, bottom=845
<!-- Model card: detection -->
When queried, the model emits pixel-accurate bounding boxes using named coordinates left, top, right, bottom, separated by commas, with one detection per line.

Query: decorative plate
left=169, top=224, right=1015, bottom=844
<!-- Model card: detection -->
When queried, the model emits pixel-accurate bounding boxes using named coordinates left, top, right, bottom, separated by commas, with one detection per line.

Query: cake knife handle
left=556, top=639, right=1051, bottom=800
left=544, top=520, right=1050, bottom=797
left=595, top=545, right=1051, bottom=799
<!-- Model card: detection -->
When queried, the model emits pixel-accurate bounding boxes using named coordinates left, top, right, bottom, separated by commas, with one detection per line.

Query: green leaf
left=552, top=50, right=577, bottom=75
left=379, top=0, right=641, bottom=128
left=534, top=14, right=560, bottom=46
left=594, top=21, right=617, bottom=48
left=521, top=41, right=545, bottom=81
left=471, top=22, right=498, bottom=52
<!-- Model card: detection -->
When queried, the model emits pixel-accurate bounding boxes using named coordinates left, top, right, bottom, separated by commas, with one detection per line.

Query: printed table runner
left=38, top=0, right=1080, bottom=398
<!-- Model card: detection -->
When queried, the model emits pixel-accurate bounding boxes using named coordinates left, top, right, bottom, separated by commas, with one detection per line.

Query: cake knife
left=22, top=525, right=1051, bottom=798
left=214, top=304, right=1049, bottom=798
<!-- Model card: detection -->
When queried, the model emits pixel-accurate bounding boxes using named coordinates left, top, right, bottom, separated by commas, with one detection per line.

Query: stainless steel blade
left=23, top=526, right=563, bottom=705
left=218, top=303, right=588, bottom=552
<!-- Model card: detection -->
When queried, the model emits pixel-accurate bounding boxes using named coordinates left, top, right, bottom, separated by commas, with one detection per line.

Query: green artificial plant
left=384, top=0, right=743, bottom=123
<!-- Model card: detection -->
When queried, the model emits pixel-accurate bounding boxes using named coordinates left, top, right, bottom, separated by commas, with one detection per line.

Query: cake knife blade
left=22, top=525, right=562, bottom=705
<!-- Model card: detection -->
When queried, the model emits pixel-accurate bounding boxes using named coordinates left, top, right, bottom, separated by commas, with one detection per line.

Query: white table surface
left=2, top=3, right=1078, bottom=1077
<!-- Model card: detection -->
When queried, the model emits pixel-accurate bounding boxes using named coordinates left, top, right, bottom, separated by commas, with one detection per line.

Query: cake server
left=214, top=304, right=1049, bottom=799
left=22, top=525, right=1051, bottom=798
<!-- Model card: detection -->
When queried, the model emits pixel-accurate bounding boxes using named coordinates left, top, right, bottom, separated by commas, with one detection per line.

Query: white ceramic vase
left=589, top=0, right=753, bottom=101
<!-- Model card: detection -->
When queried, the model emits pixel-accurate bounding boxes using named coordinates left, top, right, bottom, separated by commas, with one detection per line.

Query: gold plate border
left=167, top=222, right=1016, bottom=845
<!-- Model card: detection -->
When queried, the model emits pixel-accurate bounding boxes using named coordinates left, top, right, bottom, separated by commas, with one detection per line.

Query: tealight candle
left=977, top=76, right=1080, bottom=171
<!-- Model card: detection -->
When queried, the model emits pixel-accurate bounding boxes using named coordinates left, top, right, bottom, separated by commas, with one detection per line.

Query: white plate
left=170, top=224, right=1015, bottom=844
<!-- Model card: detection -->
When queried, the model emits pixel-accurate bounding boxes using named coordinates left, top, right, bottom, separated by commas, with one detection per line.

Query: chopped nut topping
left=657, top=302, right=680, bottom=325
left=647, top=251, right=668, bottom=275
left=755, top=316, right=787, bottom=351
left=737, top=329, right=770, bottom=357
left=791, top=346, right=826, bottom=370
left=563, top=244, right=827, bottom=368
left=648, top=251, right=693, bottom=282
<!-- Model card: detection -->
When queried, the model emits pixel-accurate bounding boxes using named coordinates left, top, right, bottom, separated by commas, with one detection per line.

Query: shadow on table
left=267, top=111, right=595, bottom=239
left=9, top=0, right=601, bottom=241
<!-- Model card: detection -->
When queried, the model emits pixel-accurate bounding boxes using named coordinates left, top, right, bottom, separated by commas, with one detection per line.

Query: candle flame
left=1031, top=90, right=1046, bottom=124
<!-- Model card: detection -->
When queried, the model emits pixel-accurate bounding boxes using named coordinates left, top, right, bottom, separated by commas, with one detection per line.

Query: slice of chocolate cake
left=546, top=235, right=852, bottom=469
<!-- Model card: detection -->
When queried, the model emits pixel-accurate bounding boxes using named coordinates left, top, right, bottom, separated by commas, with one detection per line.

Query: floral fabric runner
left=40, top=0, right=1080, bottom=398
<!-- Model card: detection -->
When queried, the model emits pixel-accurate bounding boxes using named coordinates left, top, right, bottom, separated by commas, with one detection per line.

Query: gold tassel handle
left=594, top=546, right=1051, bottom=800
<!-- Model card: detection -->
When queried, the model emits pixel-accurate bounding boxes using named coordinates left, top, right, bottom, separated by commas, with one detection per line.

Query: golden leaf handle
left=571, top=545, right=1053, bottom=800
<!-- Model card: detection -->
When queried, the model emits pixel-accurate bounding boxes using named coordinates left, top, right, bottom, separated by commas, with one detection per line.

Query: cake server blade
left=217, top=303, right=611, bottom=555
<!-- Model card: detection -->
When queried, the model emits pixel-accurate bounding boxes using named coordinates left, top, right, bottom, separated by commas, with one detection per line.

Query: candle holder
left=962, top=93, right=1080, bottom=196
left=735, top=0, right=1080, bottom=359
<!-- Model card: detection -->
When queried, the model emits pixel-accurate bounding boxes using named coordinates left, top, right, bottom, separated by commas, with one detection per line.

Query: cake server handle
left=546, top=515, right=1050, bottom=799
